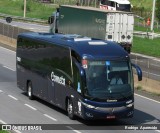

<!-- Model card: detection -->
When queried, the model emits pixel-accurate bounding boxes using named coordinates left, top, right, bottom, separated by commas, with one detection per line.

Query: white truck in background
left=49, top=5, right=134, bottom=53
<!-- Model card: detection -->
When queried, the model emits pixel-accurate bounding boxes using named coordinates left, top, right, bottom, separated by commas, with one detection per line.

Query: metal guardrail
left=0, top=22, right=31, bottom=39
left=0, top=13, right=47, bottom=24
left=133, top=31, right=160, bottom=39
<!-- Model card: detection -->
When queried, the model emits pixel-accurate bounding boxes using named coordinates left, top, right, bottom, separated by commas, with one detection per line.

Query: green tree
left=156, top=0, right=160, bottom=22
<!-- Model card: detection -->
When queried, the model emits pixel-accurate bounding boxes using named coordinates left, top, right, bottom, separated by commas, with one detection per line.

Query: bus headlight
left=126, top=100, right=133, bottom=107
left=81, top=101, right=95, bottom=109
left=126, top=100, right=132, bottom=104
left=127, top=103, right=133, bottom=108
left=126, top=103, right=134, bottom=107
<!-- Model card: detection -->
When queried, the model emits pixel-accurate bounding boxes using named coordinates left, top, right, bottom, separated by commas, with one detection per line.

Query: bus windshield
left=84, top=60, right=133, bottom=101
left=116, top=4, right=131, bottom=12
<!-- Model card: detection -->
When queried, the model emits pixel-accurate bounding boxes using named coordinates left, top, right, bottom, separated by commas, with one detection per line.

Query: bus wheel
left=67, top=99, right=75, bottom=120
left=27, top=82, right=34, bottom=100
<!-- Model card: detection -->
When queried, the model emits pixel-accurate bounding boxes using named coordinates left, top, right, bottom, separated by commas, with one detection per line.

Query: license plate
left=106, top=115, right=115, bottom=119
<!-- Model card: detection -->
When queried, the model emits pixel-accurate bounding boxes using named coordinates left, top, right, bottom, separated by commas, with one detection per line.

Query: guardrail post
left=3, top=23, right=4, bottom=35
left=11, top=26, right=14, bottom=46
left=147, top=59, right=149, bottom=79
left=135, top=55, right=138, bottom=65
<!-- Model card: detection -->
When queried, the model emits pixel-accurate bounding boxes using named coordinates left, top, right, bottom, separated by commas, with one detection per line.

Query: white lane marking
left=135, top=93, right=160, bottom=104
left=13, top=130, right=22, bottom=133
left=66, top=126, right=82, bottom=133
left=0, top=90, right=3, bottom=93
left=24, top=104, right=37, bottom=111
left=0, top=119, right=7, bottom=124
left=15, top=130, right=22, bottom=133
left=156, top=130, right=160, bottom=133
left=3, top=65, right=15, bottom=71
left=0, top=46, right=16, bottom=53
left=43, top=114, right=57, bottom=121
left=8, top=95, right=18, bottom=101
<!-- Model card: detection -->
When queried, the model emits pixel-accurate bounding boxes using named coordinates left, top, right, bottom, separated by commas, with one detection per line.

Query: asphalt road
left=0, top=46, right=160, bottom=133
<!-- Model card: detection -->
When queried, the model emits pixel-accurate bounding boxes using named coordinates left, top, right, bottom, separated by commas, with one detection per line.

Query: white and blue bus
left=17, top=32, right=142, bottom=120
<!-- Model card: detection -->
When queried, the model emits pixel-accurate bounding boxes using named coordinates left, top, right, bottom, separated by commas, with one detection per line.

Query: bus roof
left=18, top=32, right=128, bottom=59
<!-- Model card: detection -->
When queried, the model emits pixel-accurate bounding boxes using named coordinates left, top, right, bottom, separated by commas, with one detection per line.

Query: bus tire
left=67, top=99, right=75, bottom=120
left=27, top=82, right=34, bottom=100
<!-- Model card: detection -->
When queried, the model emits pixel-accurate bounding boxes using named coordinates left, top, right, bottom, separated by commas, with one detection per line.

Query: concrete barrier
left=134, top=75, right=160, bottom=94
left=0, top=34, right=16, bottom=48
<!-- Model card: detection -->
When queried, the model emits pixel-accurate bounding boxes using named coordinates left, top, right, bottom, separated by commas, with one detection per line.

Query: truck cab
left=48, top=8, right=59, bottom=33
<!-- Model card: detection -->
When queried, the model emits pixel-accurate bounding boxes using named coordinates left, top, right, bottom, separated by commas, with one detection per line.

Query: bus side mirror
left=132, top=63, right=142, bottom=81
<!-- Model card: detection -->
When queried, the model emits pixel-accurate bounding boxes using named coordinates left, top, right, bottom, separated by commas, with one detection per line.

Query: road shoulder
left=0, top=42, right=16, bottom=52
left=135, top=88, right=160, bottom=102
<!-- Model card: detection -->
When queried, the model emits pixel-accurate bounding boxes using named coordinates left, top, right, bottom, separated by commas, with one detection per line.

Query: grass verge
left=0, top=130, right=9, bottom=133
left=0, top=0, right=56, bottom=20
left=132, top=36, right=160, bottom=58
left=134, top=26, right=160, bottom=34
left=135, top=85, right=143, bottom=91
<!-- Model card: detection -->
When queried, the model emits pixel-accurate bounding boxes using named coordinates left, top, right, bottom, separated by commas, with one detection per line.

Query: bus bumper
left=81, top=105, right=134, bottom=120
